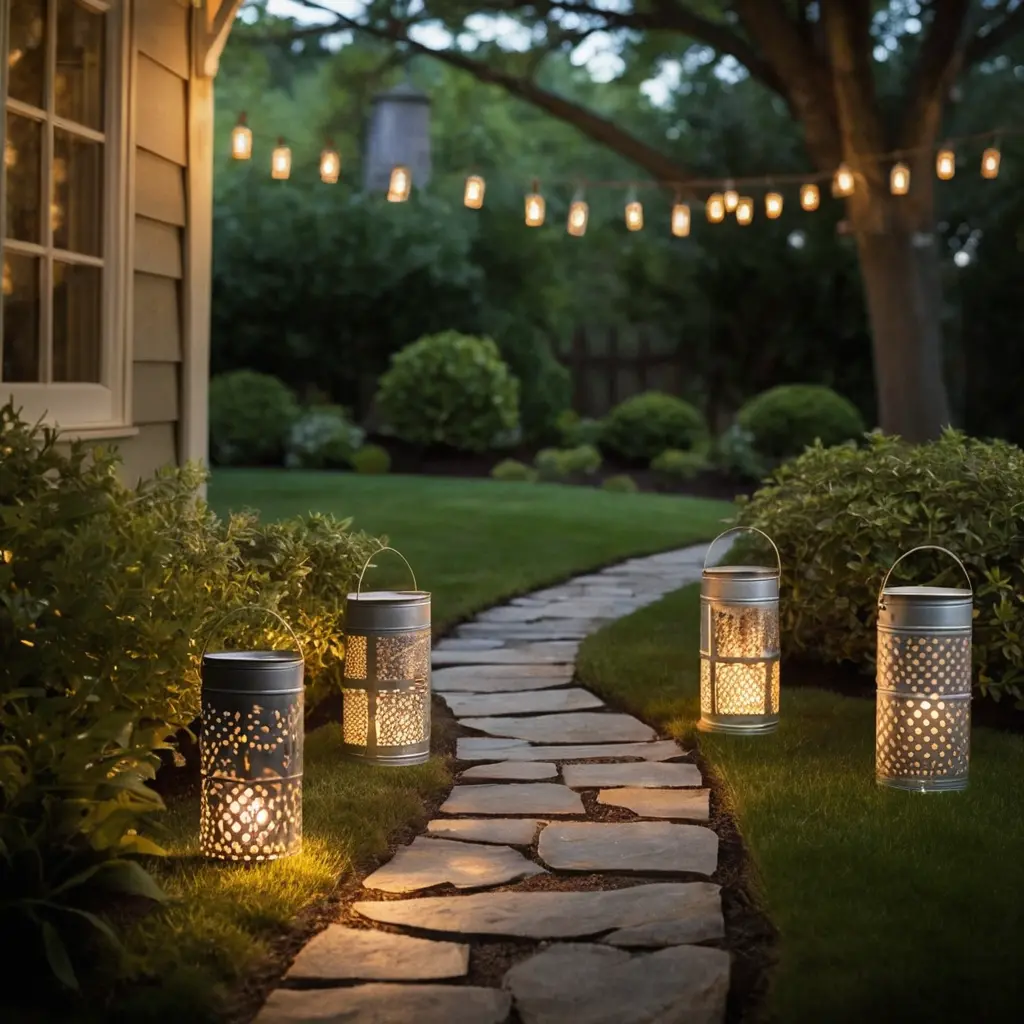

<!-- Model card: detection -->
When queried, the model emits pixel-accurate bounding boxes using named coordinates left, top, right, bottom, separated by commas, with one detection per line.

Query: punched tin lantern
left=200, top=610, right=304, bottom=862
left=700, top=527, right=781, bottom=735
left=876, top=546, right=973, bottom=793
left=343, top=548, right=431, bottom=766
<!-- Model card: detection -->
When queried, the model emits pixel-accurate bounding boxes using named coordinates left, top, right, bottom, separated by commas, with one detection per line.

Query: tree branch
left=963, top=1, right=1024, bottom=66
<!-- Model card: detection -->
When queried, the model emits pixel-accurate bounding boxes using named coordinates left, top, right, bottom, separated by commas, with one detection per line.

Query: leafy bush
left=736, top=384, right=865, bottom=460
left=491, top=459, right=537, bottom=482
left=736, top=431, right=1024, bottom=702
left=556, top=409, right=604, bottom=448
left=602, top=474, right=639, bottom=493
left=534, top=445, right=602, bottom=481
left=710, top=424, right=768, bottom=481
left=209, top=371, right=300, bottom=466
left=286, top=406, right=365, bottom=470
left=650, top=448, right=710, bottom=481
left=601, top=392, right=707, bottom=462
left=375, top=331, right=520, bottom=452
left=349, top=444, right=392, bottom=475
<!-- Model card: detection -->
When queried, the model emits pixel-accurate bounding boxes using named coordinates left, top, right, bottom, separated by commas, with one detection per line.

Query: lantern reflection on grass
left=699, top=527, right=781, bottom=735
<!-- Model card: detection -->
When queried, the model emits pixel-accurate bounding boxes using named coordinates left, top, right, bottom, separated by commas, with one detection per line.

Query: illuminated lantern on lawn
left=343, top=547, right=431, bottom=766
left=699, top=527, right=781, bottom=735
left=200, top=611, right=304, bottom=862
left=875, top=546, right=972, bottom=792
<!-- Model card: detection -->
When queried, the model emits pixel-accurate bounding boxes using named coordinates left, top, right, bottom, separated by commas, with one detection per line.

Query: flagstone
left=602, top=883, right=724, bottom=947
left=433, top=643, right=578, bottom=667
left=458, top=712, right=655, bottom=744
left=440, top=783, right=584, bottom=817
left=434, top=637, right=508, bottom=651
left=442, top=688, right=604, bottom=718
left=454, top=622, right=597, bottom=641
left=426, top=818, right=544, bottom=845
left=456, top=738, right=685, bottom=762
left=433, top=665, right=573, bottom=693
left=597, top=787, right=711, bottom=821
left=461, top=761, right=558, bottom=781
left=562, top=761, right=703, bottom=789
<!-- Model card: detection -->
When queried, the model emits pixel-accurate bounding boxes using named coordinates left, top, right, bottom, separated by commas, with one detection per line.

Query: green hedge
left=736, top=431, right=1024, bottom=702
left=209, top=370, right=300, bottom=466
left=602, top=392, right=707, bottom=462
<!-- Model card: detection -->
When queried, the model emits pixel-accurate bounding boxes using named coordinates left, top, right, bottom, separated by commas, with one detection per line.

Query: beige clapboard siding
left=135, top=56, right=188, bottom=166
left=135, top=216, right=183, bottom=278
left=135, top=150, right=186, bottom=226
left=132, top=363, right=181, bottom=424
left=134, top=0, right=190, bottom=79
left=133, top=273, right=183, bottom=362
left=116, top=425, right=179, bottom=486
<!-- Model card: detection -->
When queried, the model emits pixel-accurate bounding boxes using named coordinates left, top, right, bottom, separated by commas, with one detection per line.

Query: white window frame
left=0, top=0, right=133, bottom=438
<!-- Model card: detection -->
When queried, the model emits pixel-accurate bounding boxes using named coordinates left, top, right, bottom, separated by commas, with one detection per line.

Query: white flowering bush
left=286, top=406, right=365, bottom=469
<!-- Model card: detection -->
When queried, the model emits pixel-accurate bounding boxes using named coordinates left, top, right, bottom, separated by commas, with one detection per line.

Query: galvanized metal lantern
left=876, top=546, right=973, bottom=792
left=699, top=527, right=781, bottom=735
left=342, top=547, right=431, bottom=766
left=363, top=77, right=432, bottom=194
left=200, top=610, right=304, bottom=861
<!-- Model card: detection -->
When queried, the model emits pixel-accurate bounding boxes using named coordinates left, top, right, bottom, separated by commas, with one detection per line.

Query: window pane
left=53, top=130, right=103, bottom=256
left=5, top=114, right=42, bottom=243
left=7, top=0, right=47, bottom=109
left=56, top=0, right=106, bottom=131
left=53, top=261, right=102, bottom=383
left=2, top=253, right=42, bottom=382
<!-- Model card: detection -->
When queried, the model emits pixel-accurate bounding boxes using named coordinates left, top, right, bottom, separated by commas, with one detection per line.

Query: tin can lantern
left=199, top=608, right=304, bottom=861
left=342, top=547, right=431, bottom=766
left=699, top=527, right=782, bottom=735
left=876, top=546, right=973, bottom=792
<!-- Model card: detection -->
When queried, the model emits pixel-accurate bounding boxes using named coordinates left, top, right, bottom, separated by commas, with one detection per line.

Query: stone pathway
left=254, top=542, right=729, bottom=1024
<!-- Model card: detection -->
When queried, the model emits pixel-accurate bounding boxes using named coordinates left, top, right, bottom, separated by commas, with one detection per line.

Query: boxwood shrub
left=602, top=392, right=707, bottom=462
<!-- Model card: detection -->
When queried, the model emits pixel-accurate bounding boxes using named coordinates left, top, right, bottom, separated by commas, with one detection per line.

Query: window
left=1, top=0, right=128, bottom=433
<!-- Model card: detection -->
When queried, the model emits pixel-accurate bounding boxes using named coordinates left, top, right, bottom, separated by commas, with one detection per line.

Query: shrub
left=375, top=331, right=520, bottom=452
left=602, top=474, right=639, bottom=493
left=736, top=430, right=1024, bottom=702
left=209, top=371, right=300, bottom=466
left=286, top=406, right=365, bottom=470
left=710, top=424, right=768, bottom=481
left=491, top=459, right=537, bottom=482
left=736, top=384, right=865, bottom=461
left=601, top=392, right=707, bottom=462
left=650, top=448, right=710, bottom=481
left=349, top=444, right=392, bottom=475
left=533, top=445, right=602, bottom=481
left=556, top=409, right=604, bottom=448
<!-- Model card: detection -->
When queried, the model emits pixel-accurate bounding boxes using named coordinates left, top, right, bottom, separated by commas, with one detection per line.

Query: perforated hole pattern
left=200, top=779, right=302, bottom=861
left=701, top=658, right=780, bottom=716
left=876, top=694, right=970, bottom=780
left=877, top=633, right=971, bottom=696
left=200, top=700, right=303, bottom=780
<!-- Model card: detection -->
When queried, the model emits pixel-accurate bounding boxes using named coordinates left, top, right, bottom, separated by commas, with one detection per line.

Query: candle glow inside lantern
left=699, top=527, right=781, bottom=735
left=200, top=615, right=304, bottom=862
left=875, top=546, right=973, bottom=793
left=342, top=548, right=431, bottom=766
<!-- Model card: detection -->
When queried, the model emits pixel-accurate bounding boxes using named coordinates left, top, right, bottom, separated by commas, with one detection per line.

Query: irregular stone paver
left=563, top=761, right=702, bottom=789
left=503, top=943, right=729, bottom=1024
left=538, top=822, right=718, bottom=875
left=459, top=712, right=655, bottom=744
left=598, top=787, right=710, bottom=821
left=461, top=761, right=558, bottom=781
left=433, top=642, right=579, bottom=667
left=434, top=637, right=507, bottom=651
left=443, top=688, right=605, bottom=718
left=456, top=738, right=685, bottom=762
left=284, top=925, right=469, bottom=981
left=603, top=883, right=724, bottom=947
left=254, top=985, right=512, bottom=1024
left=472, top=605, right=547, bottom=623
left=441, top=783, right=583, bottom=817
left=455, top=622, right=597, bottom=641
left=363, top=836, right=546, bottom=893
left=426, top=818, right=544, bottom=845
left=433, top=666, right=573, bottom=693
left=354, top=882, right=723, bottom=941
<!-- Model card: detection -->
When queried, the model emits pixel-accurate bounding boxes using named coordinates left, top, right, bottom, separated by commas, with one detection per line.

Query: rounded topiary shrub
left=650, top=448, right=710, bottom=481
left=602, top=474, right=639, bottom=493
left=736, top=384, right=865, bottom=460
left=375, top=331, right=520, bottom=453
left=491, top=458, right=537, bottom=483
left=601, top=392, right=707, bottom=462
left=349, top=444, right=391, bottom=474
left=209, top=371, right=300, bottom=466
left=286, top=406, right=365, bottom=470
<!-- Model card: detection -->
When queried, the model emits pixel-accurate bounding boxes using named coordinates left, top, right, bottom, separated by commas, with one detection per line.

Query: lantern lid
left=702, top=565, right=778, bottom=579
left=878, top=585, right=972, bottom=632
left=882, top=585, right=970, bottom=598
left=346, top=589, right=431, bottom=632
left=202, top=650, right=302, bottom=663
left=347, top=589, right=430, bottom=602
left=701, top=565, right=779, bottom=604
left=201, top=650, right=304, bottom=695
left=372, top=79, right=430, bottom=105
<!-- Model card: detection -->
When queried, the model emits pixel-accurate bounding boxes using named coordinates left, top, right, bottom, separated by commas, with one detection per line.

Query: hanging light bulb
left=936, top=147, right=955, bottom=180
left=735, top=197, right=754, bottom=225
left=567, top=191, right=589, bottom=237
left=231, top=113, right=253, bottom=160
left=890, top=162, right=910, bottom=196
left=765, top=192, right=783, bottom=219
left=624, top=192, right=644, bottom=231
left=319, top=144, right=340, bottom=184
left=832, top=162, right=855, bottom=197
left=723, top=183, right=739, bottom=213
left=525, top=181, right=545, bottom=227
left=671, top=202, right=691, bottom=238
left=981, top=146, right=1001, bottom=179
left=706, top=193, right=726, bottom=223
left=387, top=165, right=412, bottom=202
left=799, top=183, right=820, bottom=211
left=464, top=174, right=485, bottom=209
left=270, top=138, right=291, bottom=180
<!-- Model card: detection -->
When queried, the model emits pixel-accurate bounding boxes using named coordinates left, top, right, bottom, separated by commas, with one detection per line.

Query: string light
left=706, top=193, right=726, bottom=223
left=936, top=147, right=956, bottom=180
left=765, top=192, right=783, bottom=218
left=723, top=183, right=739, bottom=213
left=271, top=138, right=291, bottom=180
left=800, top=183, right=820, bottom=211
left=625, top=192, right=644, bottom=231
left=388, top=166, right=411, bottom=202
left=231, top=113, right=252, bottom=160
left=890, top=162, right=910, bottom=195
left=525, top=180, right=545, bottom=227
left=671, top=202, right=691, bottom=238
left=319, top=144, right=340, bottom=184
left=832, top=163, right=855, bottom=197
left=981, top=146, right=1001, bottom=179
left=464, top=174, right=485, bottom=209
left=567, top=191, right=589, bottom=237
left=735, top=197, right=754, bottom=225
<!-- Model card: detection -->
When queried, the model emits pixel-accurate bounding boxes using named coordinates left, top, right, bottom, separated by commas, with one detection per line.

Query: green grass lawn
left=577, top=585, right=1024, bottom=1024
left=97, top=472, right=733, bottom=1022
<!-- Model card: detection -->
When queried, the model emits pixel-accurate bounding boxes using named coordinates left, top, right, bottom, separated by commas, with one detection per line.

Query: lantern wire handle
left=703, top=526, right=781, bottom=576
left=356, top=545, right=419, bottom=595
left=199, top=605, right=305, bottom=661
left=877, top=546, right=973, bottom=607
